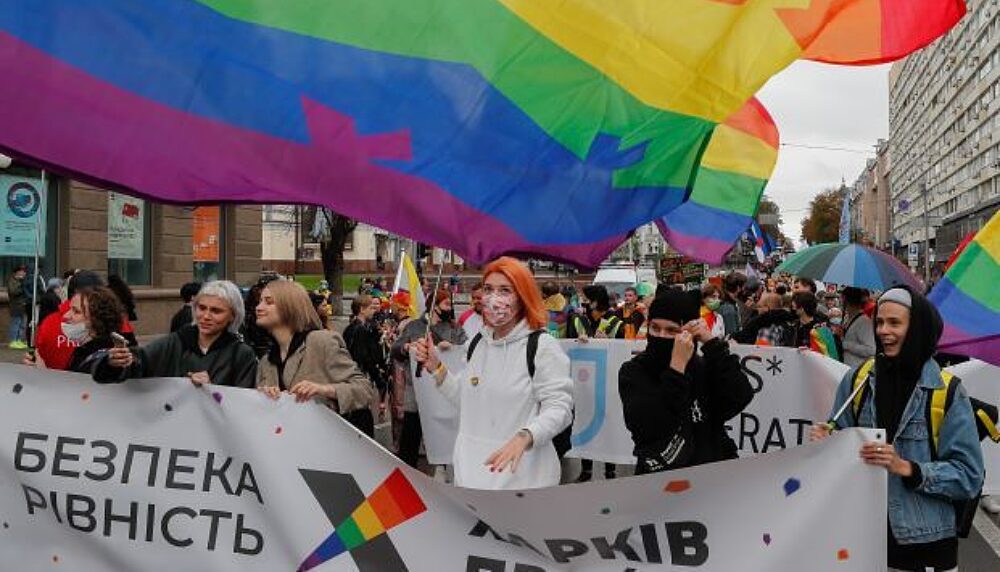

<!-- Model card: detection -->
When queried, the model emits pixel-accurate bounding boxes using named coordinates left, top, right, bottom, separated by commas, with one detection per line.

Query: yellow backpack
left=849, top=357, right=957, bottom=454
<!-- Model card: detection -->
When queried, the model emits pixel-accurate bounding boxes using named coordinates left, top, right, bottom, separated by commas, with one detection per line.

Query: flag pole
left=415, top=257, right=444, bottom=378
left=29, top=170, right=45, bottom=348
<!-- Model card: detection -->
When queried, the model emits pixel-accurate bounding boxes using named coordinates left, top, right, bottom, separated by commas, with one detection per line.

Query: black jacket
left=93, top=325, right=257, bottom=388
left=619, top=338, right=755, bottom=474
left=68, top=336, right=115, bottom=375
left=732, top=309, right=796, bottom=346
left=342, top=319, right=389, bottom=392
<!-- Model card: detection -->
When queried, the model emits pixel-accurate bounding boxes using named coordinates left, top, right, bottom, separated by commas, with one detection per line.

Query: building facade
left=261, top=205, right=470, bottom=276
left=889, top=0, right=1000, bottom=276
left=0, top=160, right=262, bottom=339
left=848, top=139, right=893, bottom=249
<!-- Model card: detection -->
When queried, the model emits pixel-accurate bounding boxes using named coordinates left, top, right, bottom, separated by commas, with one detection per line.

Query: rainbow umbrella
left=776, top=243, right=921, bottom=291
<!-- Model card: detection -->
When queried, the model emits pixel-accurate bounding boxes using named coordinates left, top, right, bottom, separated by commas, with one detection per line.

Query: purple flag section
left=0, top=32, right=625, bottom=267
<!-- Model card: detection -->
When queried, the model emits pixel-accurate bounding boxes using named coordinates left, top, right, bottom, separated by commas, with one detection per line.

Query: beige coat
left=256, top=330, right=375, bottom=414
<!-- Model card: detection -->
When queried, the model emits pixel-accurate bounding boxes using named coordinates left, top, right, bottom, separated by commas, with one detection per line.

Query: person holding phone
left=94, top=280, right=257, bottom=388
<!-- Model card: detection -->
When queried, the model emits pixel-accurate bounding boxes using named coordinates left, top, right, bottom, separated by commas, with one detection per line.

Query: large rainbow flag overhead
left=929, top=210, right=1000, bottom=367
left=0, top=0, right=964, bottom=266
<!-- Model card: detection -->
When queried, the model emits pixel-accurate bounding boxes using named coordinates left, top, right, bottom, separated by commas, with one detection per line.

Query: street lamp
left=0, top=153, right=11, bottom=169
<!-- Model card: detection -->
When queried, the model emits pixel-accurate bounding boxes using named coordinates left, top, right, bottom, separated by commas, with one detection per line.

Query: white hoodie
left=436, top=320, right=573, bottom=490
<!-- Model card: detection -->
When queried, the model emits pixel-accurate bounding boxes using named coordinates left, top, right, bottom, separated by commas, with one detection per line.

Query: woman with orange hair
left=414, top=257, right=573, bottom=489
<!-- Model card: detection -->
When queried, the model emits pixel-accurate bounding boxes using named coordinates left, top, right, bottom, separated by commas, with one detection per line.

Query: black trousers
left=398, top=411, right=423, bottom=468
left=343, top=408, right=374, bottom=438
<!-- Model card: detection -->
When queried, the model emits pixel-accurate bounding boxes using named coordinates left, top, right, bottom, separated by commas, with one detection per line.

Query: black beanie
left=649, top=287, right=700, bottom=325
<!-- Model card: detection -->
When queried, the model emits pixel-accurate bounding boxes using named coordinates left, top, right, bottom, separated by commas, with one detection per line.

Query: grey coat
left=257, top=329, right=375, bottom=414
left=841, top=312, right=876, bottom=368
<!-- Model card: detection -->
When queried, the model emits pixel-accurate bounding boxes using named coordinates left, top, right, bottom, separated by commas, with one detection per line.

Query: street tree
left=800, top=187, right=844, bottom=245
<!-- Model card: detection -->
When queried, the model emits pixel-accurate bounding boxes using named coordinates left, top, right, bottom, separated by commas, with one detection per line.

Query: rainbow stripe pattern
left=0, top=1, right=964, bottom=266
left=810, top=326, right=840, bottom=361
left=929, top=210, right=1000, bottom=366
left=298, top=468, right=426, bottom=572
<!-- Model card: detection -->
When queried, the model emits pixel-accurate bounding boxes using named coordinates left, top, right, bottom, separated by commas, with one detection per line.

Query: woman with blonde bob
left=255, top=280, right=377, bottom=435
left=413, top=257, right=573, bottom=489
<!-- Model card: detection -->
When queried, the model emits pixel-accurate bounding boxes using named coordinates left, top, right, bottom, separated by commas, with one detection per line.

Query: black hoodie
left=94, top=325, right=258, bottom=388
left=619, top=288, right=755, bottom=473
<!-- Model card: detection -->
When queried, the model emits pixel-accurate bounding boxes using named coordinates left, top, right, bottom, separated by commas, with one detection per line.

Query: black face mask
left=437, top=309, right=455, bottom=322
left=644, top=335, right=675, bottom=364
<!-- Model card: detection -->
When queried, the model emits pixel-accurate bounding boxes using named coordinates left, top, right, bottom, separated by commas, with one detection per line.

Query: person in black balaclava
left=619, top=287, right=754, bottom=474
left=812, top=285, right=984, bottom=572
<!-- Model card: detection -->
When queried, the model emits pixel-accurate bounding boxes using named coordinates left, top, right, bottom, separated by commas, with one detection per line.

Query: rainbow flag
left=810, top=326, right=841, bottom=361
left=0, top=1, right=964, bottom=266
left=298, top=468, right=426, bottom=571
left=929, top=210, right=1000, bottom=366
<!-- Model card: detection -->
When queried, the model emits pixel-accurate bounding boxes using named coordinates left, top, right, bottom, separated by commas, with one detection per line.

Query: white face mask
left=61, top=321, right=90, bottom=344
left=482, top=292, right=519, bottom=329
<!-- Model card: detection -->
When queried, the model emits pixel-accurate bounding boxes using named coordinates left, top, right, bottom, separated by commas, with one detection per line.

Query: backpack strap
left=851, top=358, right=877, bottom=419
left=928, top=371, right=961, bottom=458
left=526, top=330, right=542, bottom=379
left=466, top=332, right=483, bottom=362
left=466, top=330, right=543, bottom=379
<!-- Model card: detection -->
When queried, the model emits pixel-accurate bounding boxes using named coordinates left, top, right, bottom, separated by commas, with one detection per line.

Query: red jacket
left=36, top=299, right=76, bottom=371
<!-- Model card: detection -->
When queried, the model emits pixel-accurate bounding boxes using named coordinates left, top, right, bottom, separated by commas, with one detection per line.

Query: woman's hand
left=107, top=346, right=134, bottom=369
left=22, top=352, right=36, bottom=367
left=437, top=340, right=453, bottom=351
left=860, top=442, right=913, bottom=477
left=484, top=430, right=533, bottom=474
left=411, top=334, right=440, bottom=373
left=258, top=385, right=282, bottom=400
left=187, top=371, right=211, bottom=387
left=809, top=424, right=833, bottom=442
left=290, top=380, right=335, bottom=403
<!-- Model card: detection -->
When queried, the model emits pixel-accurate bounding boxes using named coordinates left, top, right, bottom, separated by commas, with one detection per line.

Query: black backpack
left=466, top=330, right=543, bottom=378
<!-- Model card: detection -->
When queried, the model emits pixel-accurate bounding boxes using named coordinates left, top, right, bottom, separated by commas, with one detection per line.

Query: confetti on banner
left=783, top=478, right=801, bottom=497
left=664, top=480, right=692, bottom=494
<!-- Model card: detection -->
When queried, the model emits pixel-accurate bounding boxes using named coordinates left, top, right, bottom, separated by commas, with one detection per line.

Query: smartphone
left=110, top=332, right=128, bottom=348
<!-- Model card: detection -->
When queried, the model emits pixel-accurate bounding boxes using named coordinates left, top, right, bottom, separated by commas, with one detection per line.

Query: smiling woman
left=92, top=280, right=258, bottom=388
left=813, top=285, right=985, bottom=571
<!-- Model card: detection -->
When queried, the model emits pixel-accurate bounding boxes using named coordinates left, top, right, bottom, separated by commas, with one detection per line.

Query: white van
left=592, top=265, right=656, bottom=299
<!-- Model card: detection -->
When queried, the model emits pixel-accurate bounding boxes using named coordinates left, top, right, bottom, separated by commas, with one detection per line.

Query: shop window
left=193, top=206, right=225, bottom=282
left=107, top=192, right=151, bottom=285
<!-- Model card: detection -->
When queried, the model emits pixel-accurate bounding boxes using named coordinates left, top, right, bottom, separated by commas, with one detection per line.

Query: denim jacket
left=830, top=358, right=985, bottom=544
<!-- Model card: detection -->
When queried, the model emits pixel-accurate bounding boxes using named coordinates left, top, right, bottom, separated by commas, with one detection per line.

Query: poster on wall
left=0, top=175, right=47, bottom=257
left=193, top=206, right=220, bottom=262
left=107, top=192, right=145, bottom=259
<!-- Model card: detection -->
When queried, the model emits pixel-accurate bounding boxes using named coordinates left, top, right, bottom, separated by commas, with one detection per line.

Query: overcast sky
left=757, top=61, right=891, bottom=246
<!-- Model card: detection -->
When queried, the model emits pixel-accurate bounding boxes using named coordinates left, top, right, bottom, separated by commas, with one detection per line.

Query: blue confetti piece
left=783, top=478, right=801, bottom=497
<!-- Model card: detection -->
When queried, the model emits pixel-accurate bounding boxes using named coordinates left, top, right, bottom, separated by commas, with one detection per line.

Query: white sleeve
left=435, top=369, right=462, bottom=407
left=523, top=334, right=574, bottom=447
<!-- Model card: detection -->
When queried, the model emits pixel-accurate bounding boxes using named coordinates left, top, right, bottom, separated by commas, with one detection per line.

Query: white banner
left=415, top=342, right=847, bottom=465
left=946, top=359, right=1000, bottom=495
left=0, top=365, right=886, bottom=570
left=107, top=192, right=145, bottom=259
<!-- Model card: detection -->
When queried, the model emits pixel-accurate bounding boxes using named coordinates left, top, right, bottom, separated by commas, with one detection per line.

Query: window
left=107, top=192, right=151, bottom=285
left=193, top=206, right=225, bottom=282
left=0, top=167, right=59, bottom=288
